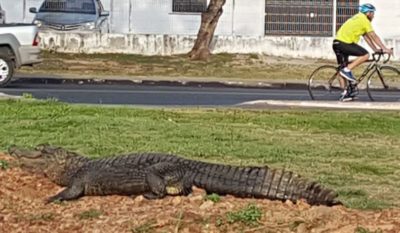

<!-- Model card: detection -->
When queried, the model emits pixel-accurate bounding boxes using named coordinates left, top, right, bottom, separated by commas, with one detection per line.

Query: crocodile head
left=8, top=144, right=85, bottom=186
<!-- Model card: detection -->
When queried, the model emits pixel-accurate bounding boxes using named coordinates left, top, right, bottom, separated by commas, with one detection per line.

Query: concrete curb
left=239, top=100, right=400, bottom=110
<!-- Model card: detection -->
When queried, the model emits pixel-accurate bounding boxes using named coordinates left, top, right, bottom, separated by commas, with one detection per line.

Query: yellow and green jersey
left=336, top=13, right=374, bottom=44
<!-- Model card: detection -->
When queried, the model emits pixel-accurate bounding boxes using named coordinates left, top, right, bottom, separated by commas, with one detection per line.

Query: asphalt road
left=0, top=82, right=311, bottom=106
left=0, top=78, right=398, bottom=108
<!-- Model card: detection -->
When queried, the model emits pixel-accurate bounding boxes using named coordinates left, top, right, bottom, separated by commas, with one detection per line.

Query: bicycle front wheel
left=308, top=65, right=342, bottom=100
left=367, top=66, right=400, bottom=102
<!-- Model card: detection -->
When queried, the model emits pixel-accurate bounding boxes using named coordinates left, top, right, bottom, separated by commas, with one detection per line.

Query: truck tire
left=0, top=53, right=14, bottom=87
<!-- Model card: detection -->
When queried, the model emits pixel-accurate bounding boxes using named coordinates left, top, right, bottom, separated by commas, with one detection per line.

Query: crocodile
left=7, top=145, right=341, bottom=206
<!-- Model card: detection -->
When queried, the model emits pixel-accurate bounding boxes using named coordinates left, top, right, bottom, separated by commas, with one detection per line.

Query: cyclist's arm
left=363, top=33, right=379, bottom=52
left=365, top=31, right=393, bottom=54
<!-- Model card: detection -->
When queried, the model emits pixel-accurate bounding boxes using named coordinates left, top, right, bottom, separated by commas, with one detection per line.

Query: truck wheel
left=0, top=54, right=14, bottom=87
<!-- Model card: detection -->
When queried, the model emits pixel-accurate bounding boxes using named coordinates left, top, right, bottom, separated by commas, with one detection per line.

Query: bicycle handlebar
left=371, top=48, right=393, bottom=64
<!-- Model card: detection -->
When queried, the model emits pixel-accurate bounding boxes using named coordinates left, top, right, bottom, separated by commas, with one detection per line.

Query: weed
left=131, top=220, right=156, bottom=233
left=289, top=220, right=305, bottom=231
left=77, top=209, right=102, bottom=220
left=22, top=93, right=33, bottom=99
left=226, top=204, right=262, bottom=226
left=215, top=217, right=224, bottom=227
left=204, top=193, right=221, bottom=203
left=0, top=160, right=9, bottom=170
left=28, top=213, right=55, bottom=222
left=355, top=226, right=383, bottom=233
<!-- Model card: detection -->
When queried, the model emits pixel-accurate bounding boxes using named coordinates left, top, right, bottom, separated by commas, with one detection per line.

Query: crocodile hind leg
left=45, top=184, right=85, bottom=203
left=144, top=162, right=192, bottom=199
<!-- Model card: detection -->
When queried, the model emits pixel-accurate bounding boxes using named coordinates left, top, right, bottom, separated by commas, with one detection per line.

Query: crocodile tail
left=191, top=164, right=340, bottom=206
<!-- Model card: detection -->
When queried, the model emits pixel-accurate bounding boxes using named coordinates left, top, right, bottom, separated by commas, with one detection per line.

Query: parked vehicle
left=0, top=3, right=6, bottom=24
left=29, top=0, right=110, bottom=33
left=0, top=24, right=42, bottom=87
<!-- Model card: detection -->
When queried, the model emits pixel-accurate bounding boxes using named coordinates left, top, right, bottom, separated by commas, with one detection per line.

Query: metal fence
left=265, top=0, right=359, bottom=36
left=336, top=0, right=359, bottom=31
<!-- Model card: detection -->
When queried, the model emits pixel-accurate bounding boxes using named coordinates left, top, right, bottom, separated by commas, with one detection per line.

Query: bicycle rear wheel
left=308, top=65, right=342, bottom=100
left=367, top=66, right=400, bottom=102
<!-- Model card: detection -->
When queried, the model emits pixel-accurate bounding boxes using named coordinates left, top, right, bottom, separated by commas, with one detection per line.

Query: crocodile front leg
left=45, top=184, right=85, bottom=203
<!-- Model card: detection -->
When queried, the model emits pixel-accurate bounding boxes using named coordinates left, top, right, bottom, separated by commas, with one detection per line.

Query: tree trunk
left=188, top=0, right=226, bottom=60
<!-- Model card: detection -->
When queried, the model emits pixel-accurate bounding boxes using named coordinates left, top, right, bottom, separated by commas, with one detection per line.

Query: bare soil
left=1, top=153, right=400, bottom=233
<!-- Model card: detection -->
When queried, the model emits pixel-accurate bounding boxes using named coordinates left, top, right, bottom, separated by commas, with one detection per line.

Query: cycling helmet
left=359, top=3, right=376, bottom=13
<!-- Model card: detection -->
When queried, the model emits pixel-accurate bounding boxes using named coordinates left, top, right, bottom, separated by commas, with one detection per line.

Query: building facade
left=2, top=0, right=400, bottom=59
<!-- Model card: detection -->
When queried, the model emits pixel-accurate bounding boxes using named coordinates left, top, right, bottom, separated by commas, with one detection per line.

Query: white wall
left=359, top=0, right=400, bottom=38
left=1, top=0, right=264, bottom=36
left=0, top=0, right=42, bottom=23
left=124, top=0, right=264, bottom=36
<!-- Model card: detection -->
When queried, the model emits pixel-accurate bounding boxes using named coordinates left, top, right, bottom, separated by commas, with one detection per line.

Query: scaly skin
left=7, top=145, right=341, bottom=206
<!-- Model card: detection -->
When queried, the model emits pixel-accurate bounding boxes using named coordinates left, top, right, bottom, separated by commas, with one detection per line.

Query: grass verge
left=20, top=51, right=333, bottom=81
left=1, top=99, right=400, bottom=209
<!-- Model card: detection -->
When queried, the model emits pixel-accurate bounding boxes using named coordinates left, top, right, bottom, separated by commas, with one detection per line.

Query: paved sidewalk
left=238, top=100, right=400, bottom=111
left=0, top=92, right=21, bottom=100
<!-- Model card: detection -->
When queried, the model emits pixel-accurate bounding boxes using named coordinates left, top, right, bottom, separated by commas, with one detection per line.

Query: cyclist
left=333, top=3, right=393, bottom=101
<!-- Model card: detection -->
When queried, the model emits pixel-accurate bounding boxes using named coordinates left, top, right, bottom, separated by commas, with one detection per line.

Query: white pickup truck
left=0, top=24, right=42, bottom=87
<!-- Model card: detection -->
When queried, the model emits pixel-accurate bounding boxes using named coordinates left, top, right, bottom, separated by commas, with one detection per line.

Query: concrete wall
left=38, top=32, right=400, bottom=61
left=104, top=0, right=264, bottom=35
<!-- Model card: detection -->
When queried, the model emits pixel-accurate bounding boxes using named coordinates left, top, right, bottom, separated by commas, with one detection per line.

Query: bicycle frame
left=328, top=52, right=389, bottom=90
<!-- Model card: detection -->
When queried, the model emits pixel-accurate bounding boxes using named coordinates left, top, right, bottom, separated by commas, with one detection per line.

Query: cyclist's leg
left=345, top=43, right=369, bottom=70
left=333, top=41, right=349, bottom=98
left=333, top=40, right=368, bottom=82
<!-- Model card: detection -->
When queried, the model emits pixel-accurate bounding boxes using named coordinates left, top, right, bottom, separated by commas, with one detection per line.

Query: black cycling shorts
left=332, top=39, right=368, bottom=68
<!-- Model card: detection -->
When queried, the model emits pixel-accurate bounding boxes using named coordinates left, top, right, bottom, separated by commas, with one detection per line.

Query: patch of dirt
left=1, top=153, right=399, bottom=233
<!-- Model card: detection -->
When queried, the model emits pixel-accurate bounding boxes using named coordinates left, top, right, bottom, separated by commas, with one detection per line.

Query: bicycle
left=307, top=51, right=400, bottom=102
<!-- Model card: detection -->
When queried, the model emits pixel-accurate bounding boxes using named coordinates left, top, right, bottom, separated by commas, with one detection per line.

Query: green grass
left=1, top=99, right=400, bottom=209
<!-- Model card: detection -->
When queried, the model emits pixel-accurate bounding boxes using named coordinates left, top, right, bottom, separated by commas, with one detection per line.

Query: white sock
left=343, top=67, right=351, bottom=72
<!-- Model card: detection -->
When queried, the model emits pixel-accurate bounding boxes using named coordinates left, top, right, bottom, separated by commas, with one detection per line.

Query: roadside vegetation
left=20, top=51, right=400, bottom=85
left=20, top=51, right=334, bottom=81
left=1, top=99, right=400, bottom=210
